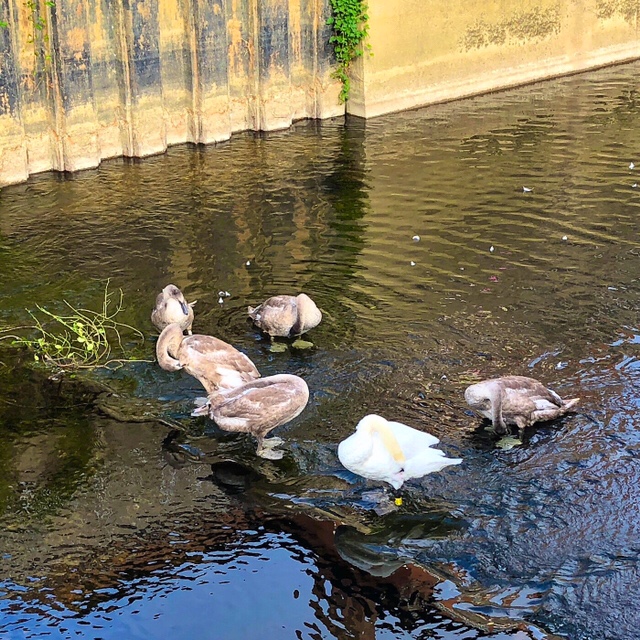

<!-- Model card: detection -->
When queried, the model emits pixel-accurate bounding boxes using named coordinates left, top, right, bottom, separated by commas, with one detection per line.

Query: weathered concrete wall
left=348, top=0, right=640, bottom=118
left=2, top=0, right=640, bottom=187
left=0, top=0, right=342, bottom=186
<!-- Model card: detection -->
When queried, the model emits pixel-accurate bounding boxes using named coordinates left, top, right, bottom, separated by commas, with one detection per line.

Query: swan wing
left=251, top=296, right=298, bottom=336
left=403, top=449, right=462, bottom=480
left=212, top=374, right=309, bottom=434
left=386, top=420, right=440, bottom=449
left=182, top=336, right=260, bottom=387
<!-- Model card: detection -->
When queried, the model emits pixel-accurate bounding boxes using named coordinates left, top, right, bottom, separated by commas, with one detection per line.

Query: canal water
left=1, top=60, right=640, bottom=640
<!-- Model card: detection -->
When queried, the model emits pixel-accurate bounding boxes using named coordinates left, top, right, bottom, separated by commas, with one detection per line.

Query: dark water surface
left=2, top=61, right=640, bottom=640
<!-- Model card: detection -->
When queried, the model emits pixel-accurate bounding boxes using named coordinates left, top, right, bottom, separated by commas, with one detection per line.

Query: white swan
left=337, top=414, right=462, bottom=490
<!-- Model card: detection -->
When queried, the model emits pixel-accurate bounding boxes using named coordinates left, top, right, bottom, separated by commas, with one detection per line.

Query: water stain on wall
left=596, top=0, right=640, bottom=23
left=461, top=6, right=561, bottom=50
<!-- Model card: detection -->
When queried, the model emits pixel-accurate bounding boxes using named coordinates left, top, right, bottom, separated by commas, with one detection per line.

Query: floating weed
left=0, top=281, right=148, bottom=370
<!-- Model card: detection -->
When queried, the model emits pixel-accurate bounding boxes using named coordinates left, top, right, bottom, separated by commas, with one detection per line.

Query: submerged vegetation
left=327, top=0, right=370, bottom=103
left=0, top=281, right=146, bottom=370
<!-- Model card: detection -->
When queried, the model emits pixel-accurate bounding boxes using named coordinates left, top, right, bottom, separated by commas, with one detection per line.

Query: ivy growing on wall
left=327, top=0, right=370, bottom=103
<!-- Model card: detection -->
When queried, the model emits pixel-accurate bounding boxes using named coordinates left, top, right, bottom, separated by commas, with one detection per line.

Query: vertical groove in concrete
left=0, top=0, right=341, bottom=187
left=127, top=0, right=166, bottom=156
left=247, top=0, right=261, bottom=130
left=184, top=0, right=201, bottom=143
left=0, top=0, right=29, bottom=183
left=49, top=0, right=102, bottom=171
left=17, top=0, right=58, bottom=175
left=256, top=0, right=293, bottom=130
left=46, top=1, right=66, bottom=171
left=224, top=0, right=251, bottom=132
left=112, top=0, right=135, bottom=155
left=189, top=0, right=231, bottom=143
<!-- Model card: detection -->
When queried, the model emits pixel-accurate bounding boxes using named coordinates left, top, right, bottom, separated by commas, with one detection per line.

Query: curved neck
left=366, top=420, right=405, bottom=464
left=156, top=324, right=184, bottom=370
left=292, top=294, right=319, bottom=334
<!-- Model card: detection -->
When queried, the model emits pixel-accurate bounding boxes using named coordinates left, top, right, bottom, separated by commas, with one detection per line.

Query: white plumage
left=337, top=414, right=462, bottom=490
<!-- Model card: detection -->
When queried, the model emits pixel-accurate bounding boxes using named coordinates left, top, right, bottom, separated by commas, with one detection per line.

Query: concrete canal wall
left=1, top=0, right=639, bottom=187
left=0, top=0, right=342, bottom=187
left=348, top=0, right=640, bottom=118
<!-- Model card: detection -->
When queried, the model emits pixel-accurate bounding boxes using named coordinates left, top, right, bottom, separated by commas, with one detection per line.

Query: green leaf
left=327, top=0, right=371, bottom=102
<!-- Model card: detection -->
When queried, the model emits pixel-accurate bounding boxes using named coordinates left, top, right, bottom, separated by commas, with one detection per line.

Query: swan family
left=152, top=284, right=579, bottom=488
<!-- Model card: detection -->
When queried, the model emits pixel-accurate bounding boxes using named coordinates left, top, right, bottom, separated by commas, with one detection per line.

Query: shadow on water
left=2, top=62, right=640, bottom=639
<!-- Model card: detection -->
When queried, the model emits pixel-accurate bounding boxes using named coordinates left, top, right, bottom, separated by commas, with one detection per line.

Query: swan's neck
left=294, top=295, right=320, bottom=333
left=156, top=324, right=184, bottom=370
left=367, top=421, right=405, bottom=464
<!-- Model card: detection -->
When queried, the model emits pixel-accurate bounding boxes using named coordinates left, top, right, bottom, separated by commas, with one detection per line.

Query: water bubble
left=412, top=235, right=420, bottom=242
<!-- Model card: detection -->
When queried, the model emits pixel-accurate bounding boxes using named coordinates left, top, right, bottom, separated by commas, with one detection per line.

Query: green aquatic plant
left=1, top=281, right=147, bottom=370
left=327, top=0, right=371, bottom=103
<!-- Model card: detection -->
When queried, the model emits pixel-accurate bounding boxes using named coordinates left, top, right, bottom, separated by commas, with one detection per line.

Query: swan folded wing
left=385, top=420, right=441, bottom=449
left=215, top=364, right=260, bottom=390
left=181, top=338, right=260, bottom=387
left=212, top=390, right=264, bottom=422
left=259, top=299, right=297, bottom=335
left=531, top=396, right=563, bottom=412
left=502, top=389, right=538, bottom=415
left=359, top=436, right=405, bottom=484
left=262, top=296, right=295, bottom=311
left=403, top=449, right=462, bottom=479
left=530, top=396, right=579, bottom=422
left=211, top=374, right=309, bottom=432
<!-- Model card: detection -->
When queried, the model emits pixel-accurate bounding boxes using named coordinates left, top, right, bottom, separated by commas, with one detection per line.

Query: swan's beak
left=180, top=300, right=189, bottom=315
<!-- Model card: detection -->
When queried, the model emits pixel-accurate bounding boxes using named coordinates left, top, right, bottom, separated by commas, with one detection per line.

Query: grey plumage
left=151, top=284, right=196, bottom=335
left=156, top=323, right=260, bottom=394
left=464, top=375, right=579, bottom=435
left=248, top=293, right=322, bottom=338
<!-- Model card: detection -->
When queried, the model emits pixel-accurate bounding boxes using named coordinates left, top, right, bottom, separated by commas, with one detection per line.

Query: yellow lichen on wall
left=347, top=0, right=640, bottom=118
